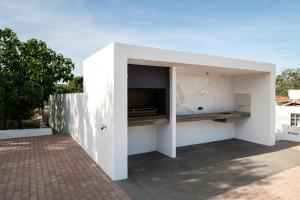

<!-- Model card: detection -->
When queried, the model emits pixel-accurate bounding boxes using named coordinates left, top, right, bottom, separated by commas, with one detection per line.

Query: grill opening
left=127, top=64, right=170, bottom=119
left=128, top=88, right=168, bottom=117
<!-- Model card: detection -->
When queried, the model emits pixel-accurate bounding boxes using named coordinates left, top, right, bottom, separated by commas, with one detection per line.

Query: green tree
left=276, top=68, right=300, bottom=96
left=0, top=27, right=74, bottom=129
left=54, top=76, right=83, bottom=94
left=54, top=84, right=70, bottom=94
left=68, top=76, right=83, bottom=93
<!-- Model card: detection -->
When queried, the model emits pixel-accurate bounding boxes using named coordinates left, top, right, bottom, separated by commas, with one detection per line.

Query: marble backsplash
left=176, top=69, right=235, bottom=115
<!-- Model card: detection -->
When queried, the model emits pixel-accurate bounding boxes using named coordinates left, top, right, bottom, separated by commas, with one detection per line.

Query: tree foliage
left=68, top=76, right=83, bottom=93
left=0, top=27, right=74, bottom=129
left=55, top=76, right=83, bottom=94
left=276, top=68, right=300, bottom=96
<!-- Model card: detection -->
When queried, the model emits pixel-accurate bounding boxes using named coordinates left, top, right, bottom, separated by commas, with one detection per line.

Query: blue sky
left=1, top=0, right=300, bottom=75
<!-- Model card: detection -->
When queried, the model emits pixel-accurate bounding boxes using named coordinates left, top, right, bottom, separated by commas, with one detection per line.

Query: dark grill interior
left=128, top=88, right=167, bottom=117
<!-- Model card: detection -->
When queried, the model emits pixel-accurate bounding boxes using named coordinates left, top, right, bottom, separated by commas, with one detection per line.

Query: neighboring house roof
left=276, top=96, right=300, bottom=106
left=276, top=96, right=289, bottom=103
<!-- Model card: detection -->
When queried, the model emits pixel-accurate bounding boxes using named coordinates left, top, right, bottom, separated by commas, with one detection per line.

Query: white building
left=276, top=90, right=300, bottom=141
left=50, top=42, right=276, bottom=181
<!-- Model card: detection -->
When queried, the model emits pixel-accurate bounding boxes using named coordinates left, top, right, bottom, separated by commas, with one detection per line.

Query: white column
left=112, top=48, right=128, bottom=180
left=157, top=66, right=176, bottom=158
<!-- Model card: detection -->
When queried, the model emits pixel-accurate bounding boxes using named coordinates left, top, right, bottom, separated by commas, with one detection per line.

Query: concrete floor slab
left=118, top=139, right=300, bottom=200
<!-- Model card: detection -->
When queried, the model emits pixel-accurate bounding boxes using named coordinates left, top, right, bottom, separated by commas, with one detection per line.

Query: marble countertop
left=176, top=111, right=250, bottom=123
left=128, top=112, right=250, bottom=127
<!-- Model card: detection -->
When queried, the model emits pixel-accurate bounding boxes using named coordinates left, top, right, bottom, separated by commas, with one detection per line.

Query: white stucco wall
left=50, top=44, right=126, bottom=181
left=234, top=73, right=275, bottom=146
left=84, top=43, right=127, bottom=181
left=288, top=90, right=300, bottom=100
left=276, top=106, right=300, bottom=134
left=128, top=125, right=157, bottom=155
left=0, top=128, right=52, bottom=139
left=276, top=105, right=300, bottom=141
left=49, top=93, right=85, bottom=135
left=177, top=121, right=235, bottom=147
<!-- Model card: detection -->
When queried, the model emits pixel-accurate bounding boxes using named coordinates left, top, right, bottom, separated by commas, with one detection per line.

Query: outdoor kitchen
left=128, top=64, right=253, bottom=156
left=50, top=42, right=275, bottom=181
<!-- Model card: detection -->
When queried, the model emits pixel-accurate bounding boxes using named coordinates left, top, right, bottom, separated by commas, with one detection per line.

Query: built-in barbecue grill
left=128, top=88, right=166, bottom=117
left=128, top=64, right=169, bottom=119
left=128, top=108, right=158, bottom=117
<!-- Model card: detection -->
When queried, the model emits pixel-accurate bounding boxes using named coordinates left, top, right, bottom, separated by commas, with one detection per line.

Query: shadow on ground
left=117, top=139, right=300, bottom=200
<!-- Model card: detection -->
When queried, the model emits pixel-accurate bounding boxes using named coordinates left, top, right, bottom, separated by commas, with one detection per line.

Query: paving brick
left=209, top=166, right=300, bottom=200
left=0, top=134, right=130, bottom=200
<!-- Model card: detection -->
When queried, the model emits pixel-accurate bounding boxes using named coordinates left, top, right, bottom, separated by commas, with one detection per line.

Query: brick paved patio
left=0, top=134, right=130, bottom=200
